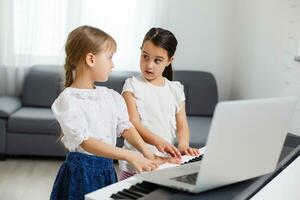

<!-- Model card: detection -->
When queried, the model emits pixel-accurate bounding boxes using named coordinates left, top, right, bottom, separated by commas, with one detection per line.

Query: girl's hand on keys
left=127, top=153, right=159, bottom=173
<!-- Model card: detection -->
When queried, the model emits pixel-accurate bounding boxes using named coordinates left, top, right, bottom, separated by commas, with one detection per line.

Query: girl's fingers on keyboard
left=187, top=148, right=196, bottom=156
left=193, top=148, right=200, bottom=156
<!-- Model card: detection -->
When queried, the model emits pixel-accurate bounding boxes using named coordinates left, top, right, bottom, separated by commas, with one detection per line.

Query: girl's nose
left=146, top=61, right=154, bottom=69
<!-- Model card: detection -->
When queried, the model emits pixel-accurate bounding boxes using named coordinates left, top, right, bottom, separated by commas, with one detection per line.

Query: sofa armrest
left=0, top=96, right=22, bottom=118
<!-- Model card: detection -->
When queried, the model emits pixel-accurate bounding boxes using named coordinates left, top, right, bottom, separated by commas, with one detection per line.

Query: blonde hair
left=59, top=26, right=116, bottom=141
left=64, top=25, right=116, bottom=87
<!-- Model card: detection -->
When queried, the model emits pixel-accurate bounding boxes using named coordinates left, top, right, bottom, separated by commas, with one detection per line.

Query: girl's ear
left=167, top=56, right=174, bottom=66
left=85, top=53, right=95, bottom=67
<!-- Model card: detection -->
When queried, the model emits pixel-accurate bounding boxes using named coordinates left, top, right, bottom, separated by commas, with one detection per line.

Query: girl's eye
left=143, top=55, right=149, bottom=60
left=154, top=59, right=162, bottom=64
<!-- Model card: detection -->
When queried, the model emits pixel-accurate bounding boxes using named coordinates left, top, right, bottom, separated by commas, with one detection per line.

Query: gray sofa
left=0, top=65, right=218, bottom=160
left=0, top=65, right=65, bottom=160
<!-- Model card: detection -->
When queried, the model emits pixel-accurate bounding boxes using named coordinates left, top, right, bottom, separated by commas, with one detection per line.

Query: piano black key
left=194, top=156, right=203, bottom=161
left=193, top=155, right=202, bottom=160
left=130, top=185, right=151, bottom=194
left=118, top=191, right=139, bottom=199
left=182, top=154, right=203, bottom=165
left=110, top=193, right=129, bottom=199
left=123, top=188, right=144, bottom=198
left=139, top=181, right=160, bottom=191
left=110, top=185, right=144, bottom=199
left=135, top=183, right=156, bottom=193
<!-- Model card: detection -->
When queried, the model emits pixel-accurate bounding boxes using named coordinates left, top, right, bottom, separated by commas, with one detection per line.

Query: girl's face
left=140, top=40, right=173, bottom=81
left=89, top=49, right=115, bottom=82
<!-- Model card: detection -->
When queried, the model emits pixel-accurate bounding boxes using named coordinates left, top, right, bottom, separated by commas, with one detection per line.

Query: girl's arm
left=81, top=138, right=158, bottom=173
left=123, top=92, right=181, bottom=158
left=122, top=127, right=155, bottom=160
left=122, top=127, right=180, bottom=165
left=176, top=102, right=200, bottom=156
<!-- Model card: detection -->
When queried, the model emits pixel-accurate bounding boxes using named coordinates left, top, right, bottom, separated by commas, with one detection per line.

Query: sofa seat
left=7, top=107, right=60, bottom=135
left=0, top=96, right=21, bottom=118
left=187, top=116, right=212, bottom=148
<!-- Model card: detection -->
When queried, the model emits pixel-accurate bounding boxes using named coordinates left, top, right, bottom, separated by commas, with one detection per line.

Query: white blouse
left=51, top=86, right=133, bottom=154
left=123, top=75, right=185, bottom=149
left=119, top=75, right=186, bottom=172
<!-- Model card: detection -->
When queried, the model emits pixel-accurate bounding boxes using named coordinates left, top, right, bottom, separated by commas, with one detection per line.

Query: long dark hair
left=142, top=27, right=178, bottom=81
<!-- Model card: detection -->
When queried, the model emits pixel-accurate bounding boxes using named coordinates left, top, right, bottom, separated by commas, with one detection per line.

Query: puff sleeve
left=121, top=76, right=147, bottom=121
left=51, top=94, right=91, bottom=151
left=111, top=90, right=133, bottom=137
left=122, top=77, right=135, bottom=94
left=170, top=81, right=186, bottom=113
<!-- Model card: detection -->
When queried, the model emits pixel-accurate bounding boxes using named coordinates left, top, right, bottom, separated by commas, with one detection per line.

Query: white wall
left=166, top=0, right=300, bottom=135
left=166, top=0, right=236, bottom=101
left=231, top=0, right=300, bottom=136
left=165, top=0, right=297, bottom=100
left=231, top=0, right=286, bottom=99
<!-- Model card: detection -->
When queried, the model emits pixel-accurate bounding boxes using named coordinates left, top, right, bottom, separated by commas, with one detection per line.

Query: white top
left=120, top=75, right=185, bottom=172
left=51, top=86, right=133, bottom=155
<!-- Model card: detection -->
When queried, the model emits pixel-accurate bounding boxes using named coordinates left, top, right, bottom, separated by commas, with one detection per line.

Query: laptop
left=136, top=97, right=298, bottom=193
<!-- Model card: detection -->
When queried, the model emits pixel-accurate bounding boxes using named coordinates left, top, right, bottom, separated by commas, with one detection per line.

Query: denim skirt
left=50, top=152, right=117, bottom=200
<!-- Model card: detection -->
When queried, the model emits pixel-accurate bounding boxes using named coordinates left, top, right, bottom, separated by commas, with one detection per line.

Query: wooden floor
left=0, top=157, right=120, bottom=200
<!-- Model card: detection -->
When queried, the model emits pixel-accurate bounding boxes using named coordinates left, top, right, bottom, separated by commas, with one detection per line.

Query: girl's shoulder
left=124, top=74, right=145, bottom=85
left=165, top=79, right=184, bottom=93
left=105, top=87, right=122, bottom=99
left=165, top=80, right=186, bottom=107
left=53, top=87, right=75, bottom=104
left=54, top=86, right=109, bottom=104
left=51, top=88, right=79, bottom=115
left=59, top=87, right=97, bottom=100
left=123, top=75, right=146, bottom=93
left=94, top=86, right=124, bottom=104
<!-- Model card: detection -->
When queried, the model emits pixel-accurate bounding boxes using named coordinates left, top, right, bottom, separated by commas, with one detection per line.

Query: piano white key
left=85, top=176, right=140, bottom=200
left=157, top=147, right=205, bottom=170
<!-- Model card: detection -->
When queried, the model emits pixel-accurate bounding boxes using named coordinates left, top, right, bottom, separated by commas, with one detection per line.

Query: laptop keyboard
left=171, top=172, right=199, bottom=185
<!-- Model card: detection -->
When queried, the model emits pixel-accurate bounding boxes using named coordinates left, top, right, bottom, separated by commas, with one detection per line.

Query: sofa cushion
left=7, top=107, right=60, bottom=135
left=0, top=96, right=21, bottom=118
left=174, top=71, right=218, bottom=116
left=22, top=65, right=61, bottom=107
left=0, top=119, right=6, bottom=153
left=187, top=116, right=212, bottom=148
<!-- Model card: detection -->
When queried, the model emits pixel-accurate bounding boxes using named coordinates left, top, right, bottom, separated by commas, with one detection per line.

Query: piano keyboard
left=110, top=154, right=203, bottom=200
left=85, top=147, right=205, bottom=200
left=110, top=181, right=160, bottom=199
left=182, top=154, right=203, bottom=165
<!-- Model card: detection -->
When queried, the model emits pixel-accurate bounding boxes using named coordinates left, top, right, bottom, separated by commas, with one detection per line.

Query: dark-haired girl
left=119, top=28, right=200, bottom=180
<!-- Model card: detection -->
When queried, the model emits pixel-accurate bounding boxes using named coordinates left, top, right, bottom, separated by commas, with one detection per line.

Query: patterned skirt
left=119, top=170, right=136, bottom=181
left=50, top=152, right=117, bottom=200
